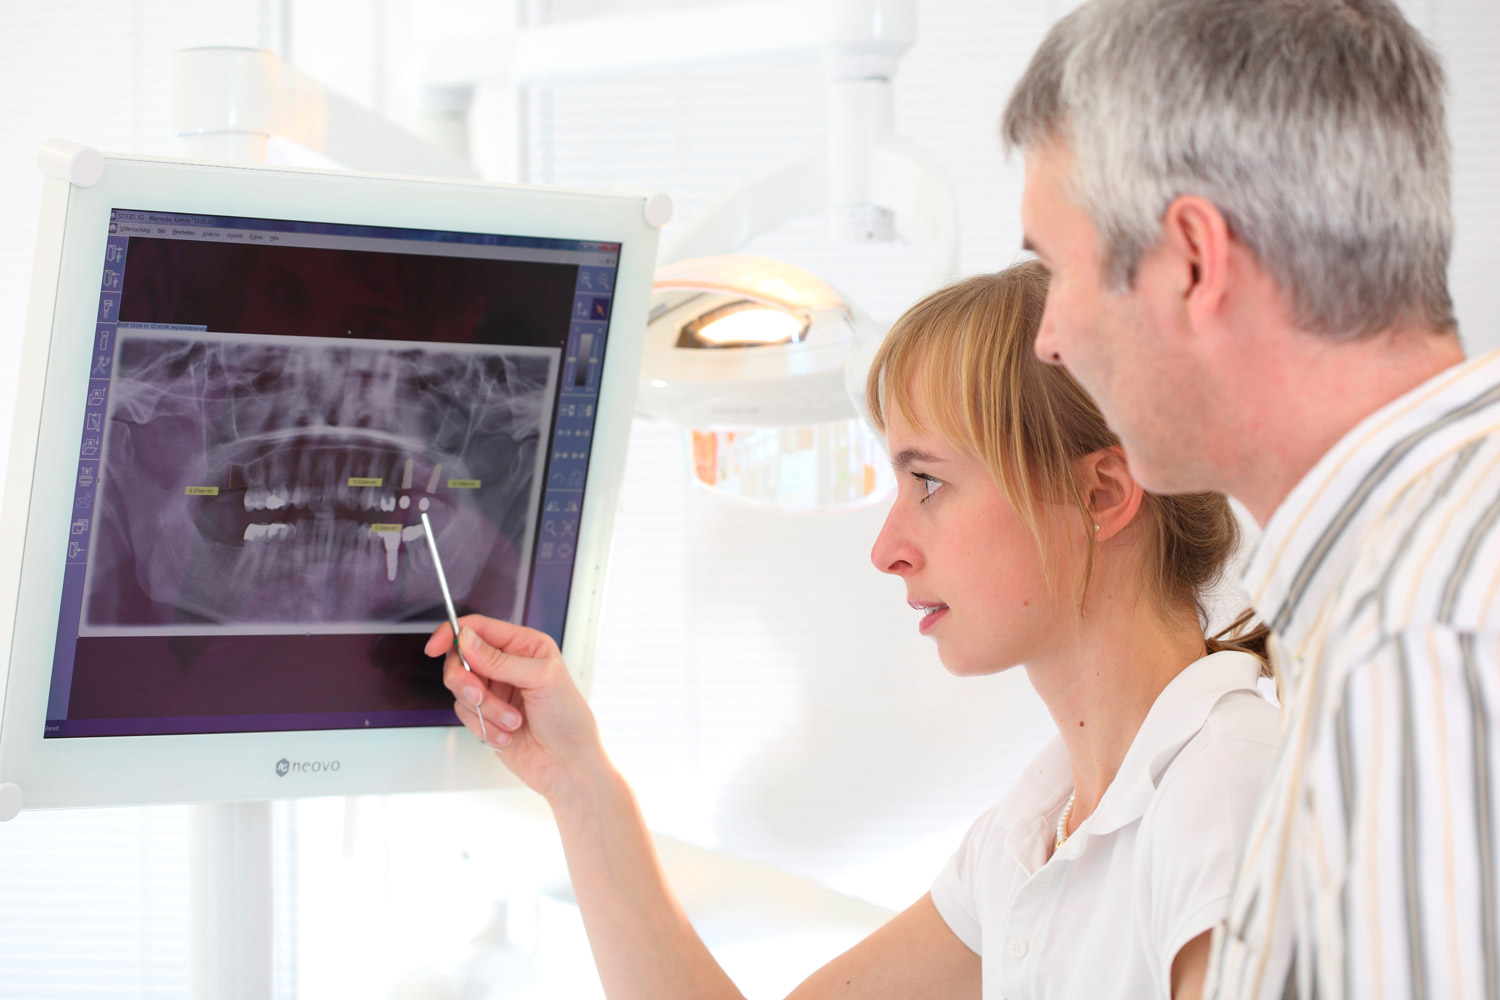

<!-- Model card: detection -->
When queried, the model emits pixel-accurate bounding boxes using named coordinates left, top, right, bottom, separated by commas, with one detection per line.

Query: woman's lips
left=909, top=600, right=949, bottom=635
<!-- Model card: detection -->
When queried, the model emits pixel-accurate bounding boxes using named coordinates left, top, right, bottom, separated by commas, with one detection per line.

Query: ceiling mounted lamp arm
left=844, top=132, right=962, bottom=418
left=869, top=136, right=961, bottom=293
left=658, top=140, right=829, bottom=267
left=660, top=93, right=960, bottom=295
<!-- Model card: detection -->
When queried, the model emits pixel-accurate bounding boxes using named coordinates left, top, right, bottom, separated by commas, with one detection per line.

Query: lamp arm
left=660, top=134, right=958, bottom=291
left=658, top=140, right=828, bottom=266
left=869, top=136, right=961, bottom=292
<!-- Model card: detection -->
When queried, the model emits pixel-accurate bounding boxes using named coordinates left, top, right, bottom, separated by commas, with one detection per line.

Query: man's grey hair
left=1002, top=0, right=1455, bottom=338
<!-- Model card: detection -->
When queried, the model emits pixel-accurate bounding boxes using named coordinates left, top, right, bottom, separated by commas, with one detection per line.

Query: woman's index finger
left=423, top=620, right=456, bottom=658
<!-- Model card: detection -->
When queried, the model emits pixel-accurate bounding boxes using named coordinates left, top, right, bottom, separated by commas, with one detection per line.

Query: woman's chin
left=938, top=650, right=1017, bottom=679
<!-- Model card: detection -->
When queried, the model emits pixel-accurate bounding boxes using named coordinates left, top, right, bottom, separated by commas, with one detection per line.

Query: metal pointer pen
left=420, top=511, right=487, bottom=744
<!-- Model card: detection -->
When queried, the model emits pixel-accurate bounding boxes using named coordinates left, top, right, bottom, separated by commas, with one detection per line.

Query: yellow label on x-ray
left=348, top=478, right=383, bottom=487
left=447, top=479, right=481, bottom=489
left=369, top=523, right=401, bottom=533
left=184, top=486, right=219, bottom=496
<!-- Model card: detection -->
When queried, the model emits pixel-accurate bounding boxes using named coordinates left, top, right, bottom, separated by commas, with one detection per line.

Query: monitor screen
left=53, top=211, right=620, bottom=738
left=0, top=148, right=658, bottom=812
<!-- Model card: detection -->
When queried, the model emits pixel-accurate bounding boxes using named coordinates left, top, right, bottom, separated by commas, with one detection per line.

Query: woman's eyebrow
left=891, top=448, right=945, bottom=470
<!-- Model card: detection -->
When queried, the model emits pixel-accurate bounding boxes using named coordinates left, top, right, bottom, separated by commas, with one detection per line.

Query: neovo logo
left=275, top=757, right=341, bottom=777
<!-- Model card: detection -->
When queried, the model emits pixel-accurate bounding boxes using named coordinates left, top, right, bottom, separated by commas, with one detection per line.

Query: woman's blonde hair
left=865, top=260, right=1267, bottom=663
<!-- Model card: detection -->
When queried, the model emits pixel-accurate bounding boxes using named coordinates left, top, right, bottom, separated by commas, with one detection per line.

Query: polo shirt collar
left=1080, top=650, right=1263, bottom=838
left=1241, top=348, right=1500, bottom=664
left=997, top=650, right=1264, bottom=869
left=996, top=737, right=1071, bottom=875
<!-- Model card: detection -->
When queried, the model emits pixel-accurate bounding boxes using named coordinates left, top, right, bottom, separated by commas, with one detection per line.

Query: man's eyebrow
left=891, top=448, right=944, bottom=470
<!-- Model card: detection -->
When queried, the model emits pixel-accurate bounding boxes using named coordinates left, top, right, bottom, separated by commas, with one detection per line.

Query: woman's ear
left=1080, top=446, right=1144, bottom=541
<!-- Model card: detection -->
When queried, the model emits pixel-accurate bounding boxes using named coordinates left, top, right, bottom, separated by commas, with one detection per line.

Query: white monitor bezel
left=0, top=148, right=659, bottom=813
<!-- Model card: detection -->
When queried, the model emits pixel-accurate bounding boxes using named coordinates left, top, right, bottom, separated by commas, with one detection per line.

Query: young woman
left=427, top=260, right=1279, bottom=1000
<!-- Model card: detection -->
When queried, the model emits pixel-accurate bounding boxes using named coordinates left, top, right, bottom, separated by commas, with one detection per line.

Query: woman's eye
left=913, top=472, right=943, bottom=502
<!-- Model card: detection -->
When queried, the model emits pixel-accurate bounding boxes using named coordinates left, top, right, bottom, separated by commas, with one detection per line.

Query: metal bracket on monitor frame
left=36, top=139, right=105, bottom=187
left=0, top=782, right=22, bottom=822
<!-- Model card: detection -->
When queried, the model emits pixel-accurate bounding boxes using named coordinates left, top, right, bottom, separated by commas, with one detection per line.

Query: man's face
left=1020, top=140, right=1214, bottom=494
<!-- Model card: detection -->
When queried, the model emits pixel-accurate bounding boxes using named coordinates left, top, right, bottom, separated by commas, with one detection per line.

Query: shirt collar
left=1080, top=650, right=1264, bottom=838
left=996, top=737, right=1072, bottom=874
left=1241, top=348, right=1500, bottom=657
left=996, top=650, right=1265, bottom=867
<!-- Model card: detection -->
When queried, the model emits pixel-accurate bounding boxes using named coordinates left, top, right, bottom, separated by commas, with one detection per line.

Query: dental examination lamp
left=641, top=254, right=891, bottom=508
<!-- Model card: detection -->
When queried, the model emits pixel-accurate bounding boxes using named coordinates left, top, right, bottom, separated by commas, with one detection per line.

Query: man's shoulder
left=1334, top=419, right=1500, bottom=637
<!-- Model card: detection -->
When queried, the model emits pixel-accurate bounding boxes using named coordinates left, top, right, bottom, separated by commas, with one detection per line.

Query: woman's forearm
left=548, top=759, right=746, bottom=1000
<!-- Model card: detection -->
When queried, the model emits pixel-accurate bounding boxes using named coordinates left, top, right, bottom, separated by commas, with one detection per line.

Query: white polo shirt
left=931, top=651, right=1279, bottom=1000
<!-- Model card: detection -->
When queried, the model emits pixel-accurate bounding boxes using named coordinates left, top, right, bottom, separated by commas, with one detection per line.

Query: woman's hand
left=425, top=615, right=605, bottom=805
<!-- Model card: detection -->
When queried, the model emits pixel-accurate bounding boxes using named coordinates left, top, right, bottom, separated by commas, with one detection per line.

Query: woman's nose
left=870, top=506, right=917, bottom=576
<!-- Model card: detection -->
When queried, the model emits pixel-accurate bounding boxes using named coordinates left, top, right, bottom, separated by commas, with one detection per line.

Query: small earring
left=1093, top=524, right=1101, bottom=532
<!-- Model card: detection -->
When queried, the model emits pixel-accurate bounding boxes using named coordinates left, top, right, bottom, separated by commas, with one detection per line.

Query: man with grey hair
left=1002, top=0, right=1500, bottom=998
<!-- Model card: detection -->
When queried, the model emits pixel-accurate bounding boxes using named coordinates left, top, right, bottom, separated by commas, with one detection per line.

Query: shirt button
left=1033, top=872, right=1054, bottom=892
left=1007, top=937, right=1029, bottom=959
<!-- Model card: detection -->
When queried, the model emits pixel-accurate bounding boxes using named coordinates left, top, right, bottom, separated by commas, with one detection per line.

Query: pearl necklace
left=1055, top=790, right=1077, bottom=850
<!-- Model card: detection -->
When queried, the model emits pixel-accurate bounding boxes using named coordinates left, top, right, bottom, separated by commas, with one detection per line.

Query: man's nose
left=1034, top=292, right=1064, bottom=366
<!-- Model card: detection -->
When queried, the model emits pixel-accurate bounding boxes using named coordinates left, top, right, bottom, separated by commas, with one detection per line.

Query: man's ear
left=1159, top=194, right=1233, bottom=333
left=1081, top=446, right=1145, bottom=541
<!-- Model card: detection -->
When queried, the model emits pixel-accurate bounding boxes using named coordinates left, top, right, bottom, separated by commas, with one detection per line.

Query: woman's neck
left=1025, top=592, right=1207, bottom=834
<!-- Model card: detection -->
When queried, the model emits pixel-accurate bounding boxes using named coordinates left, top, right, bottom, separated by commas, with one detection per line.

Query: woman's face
left=869, top=390, right=1075, bottom=676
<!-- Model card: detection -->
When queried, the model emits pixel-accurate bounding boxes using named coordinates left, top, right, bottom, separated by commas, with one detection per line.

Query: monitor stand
left=191, top=802, right=273, bottom=999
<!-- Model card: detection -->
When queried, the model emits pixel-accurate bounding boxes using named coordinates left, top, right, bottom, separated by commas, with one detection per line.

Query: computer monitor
left=0, top=142, right=664, bottom=816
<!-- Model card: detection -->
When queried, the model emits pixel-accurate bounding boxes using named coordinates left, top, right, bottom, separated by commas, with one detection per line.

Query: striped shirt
left=1207, top=347, right=1500, bottom=1000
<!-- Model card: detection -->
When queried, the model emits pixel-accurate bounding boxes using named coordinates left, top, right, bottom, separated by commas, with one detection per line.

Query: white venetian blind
left=1425, top=0, right=1500, bottom=356
left=0, top=805, right=193, bottom=997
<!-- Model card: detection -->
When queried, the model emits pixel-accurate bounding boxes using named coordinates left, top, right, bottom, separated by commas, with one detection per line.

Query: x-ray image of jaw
left=85, top=333, right=557, bottom=629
